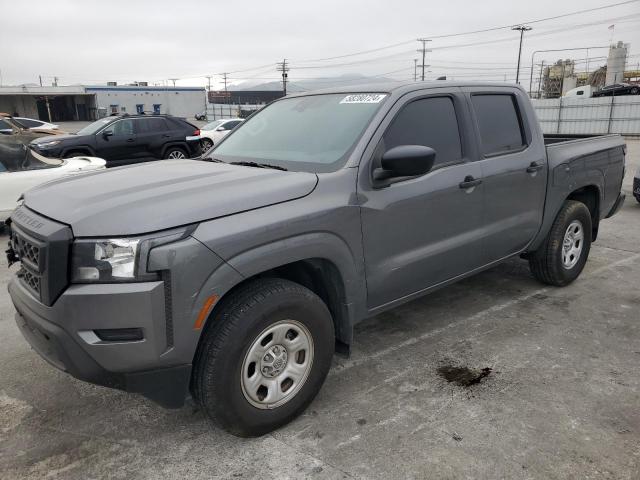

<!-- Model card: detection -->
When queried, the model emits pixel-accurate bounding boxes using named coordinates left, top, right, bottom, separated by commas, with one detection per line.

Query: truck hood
left=22, top=159, right=318, bottom=236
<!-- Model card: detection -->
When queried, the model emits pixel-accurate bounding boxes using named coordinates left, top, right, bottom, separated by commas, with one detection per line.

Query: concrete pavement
left=1, top=141, right=639, bottom=479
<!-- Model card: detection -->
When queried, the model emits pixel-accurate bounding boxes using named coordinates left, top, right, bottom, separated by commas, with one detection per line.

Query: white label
left=340, top=94, right=387, bottom=104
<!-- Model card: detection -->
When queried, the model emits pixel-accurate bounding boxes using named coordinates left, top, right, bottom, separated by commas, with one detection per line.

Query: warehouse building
left=87, top=85, right=206, bottom=118
left=0, top=84, right=206, bottom=122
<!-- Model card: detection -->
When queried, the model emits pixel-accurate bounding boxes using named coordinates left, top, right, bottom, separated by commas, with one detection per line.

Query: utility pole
left=169, top=78, right=178, bottom=87
left=413, top=59, right=418, bottom=81
left=277, top=59, right=289, bottom=96
left=417, top=38, right=431, bottom=81
left=221, top=72, right=229, bottom=104
left=39, top=75, right=43, bottom=87
left=205, top=75, right=212, bottom=92
left=512, top=25, right=532, bottom=84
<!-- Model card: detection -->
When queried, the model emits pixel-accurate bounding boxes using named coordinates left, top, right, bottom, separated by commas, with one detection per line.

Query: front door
left=359, top=93, right=486, bottom=310
left=95, top=118, right=138, bottom=164
left=464, top=88, right=547, bottom=262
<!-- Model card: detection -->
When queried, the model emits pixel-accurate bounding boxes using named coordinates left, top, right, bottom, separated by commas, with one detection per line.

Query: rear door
left=134, top=117, right=169, bottom=160
left=464, top=87, right=547, bottom=263
left=359, top=90, right=486, bottom=309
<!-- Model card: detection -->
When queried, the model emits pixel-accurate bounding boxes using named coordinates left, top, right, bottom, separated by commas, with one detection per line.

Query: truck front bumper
left=9, top=276, right=191, bottom=408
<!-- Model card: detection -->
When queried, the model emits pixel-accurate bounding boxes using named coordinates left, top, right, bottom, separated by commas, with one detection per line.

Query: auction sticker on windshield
left=340, top=94, right=387, bottom=104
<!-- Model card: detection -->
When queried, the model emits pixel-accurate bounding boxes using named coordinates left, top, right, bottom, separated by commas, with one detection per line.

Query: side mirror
left=373, top=145, right=436, bottom=184
left=102, top=129, right=113, bottom=138
left=216, top=126, right=225, bottom=132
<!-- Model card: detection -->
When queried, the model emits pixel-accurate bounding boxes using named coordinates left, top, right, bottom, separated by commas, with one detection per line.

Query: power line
left=292, top=0, right=639, bottom=64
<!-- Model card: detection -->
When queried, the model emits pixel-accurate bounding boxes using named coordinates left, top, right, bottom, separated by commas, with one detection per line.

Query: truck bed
left=536, top=134, right=626, bottom=248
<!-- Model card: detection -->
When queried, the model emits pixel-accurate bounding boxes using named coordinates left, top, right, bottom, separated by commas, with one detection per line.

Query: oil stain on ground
left=437, top=365, right=492, bottom=387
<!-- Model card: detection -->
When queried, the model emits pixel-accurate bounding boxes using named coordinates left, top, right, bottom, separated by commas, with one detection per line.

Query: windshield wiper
left=230, top=161, right=288, bottom=171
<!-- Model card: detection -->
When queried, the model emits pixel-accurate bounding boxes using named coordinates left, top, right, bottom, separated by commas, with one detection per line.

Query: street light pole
left=512, top=25, right=532, bottom=84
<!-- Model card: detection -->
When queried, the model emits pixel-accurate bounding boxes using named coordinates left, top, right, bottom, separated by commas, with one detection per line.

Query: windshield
left=210, top=93, right=387, bottom=172
left=202, top=120, right=225, bottom=130
left=76, top=117, right=114, bottom=135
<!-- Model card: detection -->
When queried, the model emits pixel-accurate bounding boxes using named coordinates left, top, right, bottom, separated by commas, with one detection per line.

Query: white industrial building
left=0, top=84, right=206, bottom=122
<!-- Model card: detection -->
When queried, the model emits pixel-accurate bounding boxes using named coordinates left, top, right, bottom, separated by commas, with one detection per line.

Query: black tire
left=192, top=278, right=335, bottom=437
left=630, top=87, right=639, bottom=95
left=529, top=200, right=592, bottom=286
left=635, top=195, right=640, bottom=204
left=200, top=138, right=213, bottom=151
left=163, top=146, right=188, bottom=159
left=63, top=150, right=89, bottom=159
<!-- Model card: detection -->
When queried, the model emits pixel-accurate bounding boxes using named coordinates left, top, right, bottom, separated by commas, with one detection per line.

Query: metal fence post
left=556, top=97, right=563, bottom=134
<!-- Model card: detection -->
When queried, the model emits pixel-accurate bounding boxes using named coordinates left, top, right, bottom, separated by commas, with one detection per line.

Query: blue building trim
left=86, top=86, right=205, bottom=92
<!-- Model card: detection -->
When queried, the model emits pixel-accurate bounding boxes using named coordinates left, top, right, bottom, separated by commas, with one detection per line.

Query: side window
left=471, top=94, right=525, bottom=156
left=134, top=118, right=167, bottom=133
left=225, top=120, right=241, bottom=130
left=0, top=119, right=13, bottom=131
left=17, top=119, right=40, bottom=128
left=382, top=96, right=462, bottom=167
left=111, top=119, right=134, bottom=136
left=576, top=91, right=584, bottom=96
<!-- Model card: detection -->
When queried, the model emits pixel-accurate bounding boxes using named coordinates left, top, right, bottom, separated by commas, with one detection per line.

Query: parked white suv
left=198, top=118, right=243, bottom=150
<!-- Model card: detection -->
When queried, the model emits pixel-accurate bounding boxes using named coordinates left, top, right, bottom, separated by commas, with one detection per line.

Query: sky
left=1, top=0, right=639, bottom=90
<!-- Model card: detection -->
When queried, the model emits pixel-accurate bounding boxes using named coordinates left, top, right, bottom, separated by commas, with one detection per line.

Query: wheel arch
left=61, top=145, right=95, bottom=157
left=161, top=141, right=189, bottom=158
left=567, top=184, right=601, bottom=240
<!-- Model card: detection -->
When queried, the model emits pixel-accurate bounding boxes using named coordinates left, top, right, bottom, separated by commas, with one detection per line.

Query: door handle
left=127, top=138, right=135, bottom=142
left=161, top=134, right=171, bottom=138
left=459, top=175, right=482, bottom=189
left=526, top=161, right=544, bottom=173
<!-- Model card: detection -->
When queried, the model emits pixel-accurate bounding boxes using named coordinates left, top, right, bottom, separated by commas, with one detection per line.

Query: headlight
left=37, top=140, right=61, bottom=148
left=70, top=227, right=194, bottom=283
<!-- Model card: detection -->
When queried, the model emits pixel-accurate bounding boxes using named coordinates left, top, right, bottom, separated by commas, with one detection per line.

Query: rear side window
left=471, top=94, right=525, bottom=156
left=135, top=118, right=167, bottom=133
left=383, top=97, right=462, bottom=167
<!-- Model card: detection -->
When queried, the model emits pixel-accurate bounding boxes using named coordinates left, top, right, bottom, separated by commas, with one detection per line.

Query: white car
left=198, top=118, right=243, bottom=150
left=0, top=150, right=105, bottom=231
left=0, top=117, right=59, bottom=134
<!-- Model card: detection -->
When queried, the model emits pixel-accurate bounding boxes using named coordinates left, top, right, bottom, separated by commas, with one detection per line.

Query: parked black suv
left=30, top=114, right=201, bottom=166
left=592, top=83, right=640, bottom=97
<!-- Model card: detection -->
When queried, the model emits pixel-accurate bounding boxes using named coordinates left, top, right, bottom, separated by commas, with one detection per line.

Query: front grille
left=9, top=206, right=72, bottom=306
left=19, top=268, right=41, bottom=296
left=11, top=229, right=45, bottom=299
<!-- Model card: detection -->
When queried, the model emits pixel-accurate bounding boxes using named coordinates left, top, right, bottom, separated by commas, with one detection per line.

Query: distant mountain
left=229, top=73, right=403, bottom=92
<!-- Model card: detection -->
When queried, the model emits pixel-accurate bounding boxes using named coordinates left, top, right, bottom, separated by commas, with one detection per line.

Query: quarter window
left=382, top=97, right=462, bottom=167
left=471, top=94, right=526, bottom=156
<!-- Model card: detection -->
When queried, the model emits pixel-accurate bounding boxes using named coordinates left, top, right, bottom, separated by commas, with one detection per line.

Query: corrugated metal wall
left=532, top=96, right=640, bottom=135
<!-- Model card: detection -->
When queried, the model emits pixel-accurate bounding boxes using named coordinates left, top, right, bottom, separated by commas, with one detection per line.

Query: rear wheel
left=529, top=200, right=592, bottom=286
left=631, top=87, right=639, bottom=95
left=164, top=147, right=187, bottom=159
left=192, top=278, right=334, bottom=437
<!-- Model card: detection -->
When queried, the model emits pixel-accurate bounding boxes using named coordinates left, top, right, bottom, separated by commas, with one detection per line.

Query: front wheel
left=191, top=278, right=335, bottom=437
left=529, top=200, right=592, bottom=286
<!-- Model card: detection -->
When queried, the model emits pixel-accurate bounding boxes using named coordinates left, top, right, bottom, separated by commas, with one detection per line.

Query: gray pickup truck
left=6, top=82, right=626, bottom=437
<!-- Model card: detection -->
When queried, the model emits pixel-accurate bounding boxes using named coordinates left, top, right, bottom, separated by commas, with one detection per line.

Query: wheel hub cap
left=240, top=320, right=314, bottom=409
left=562, top=220, right=584, bottom=269
left=261, top=345, right=288, bottom=377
